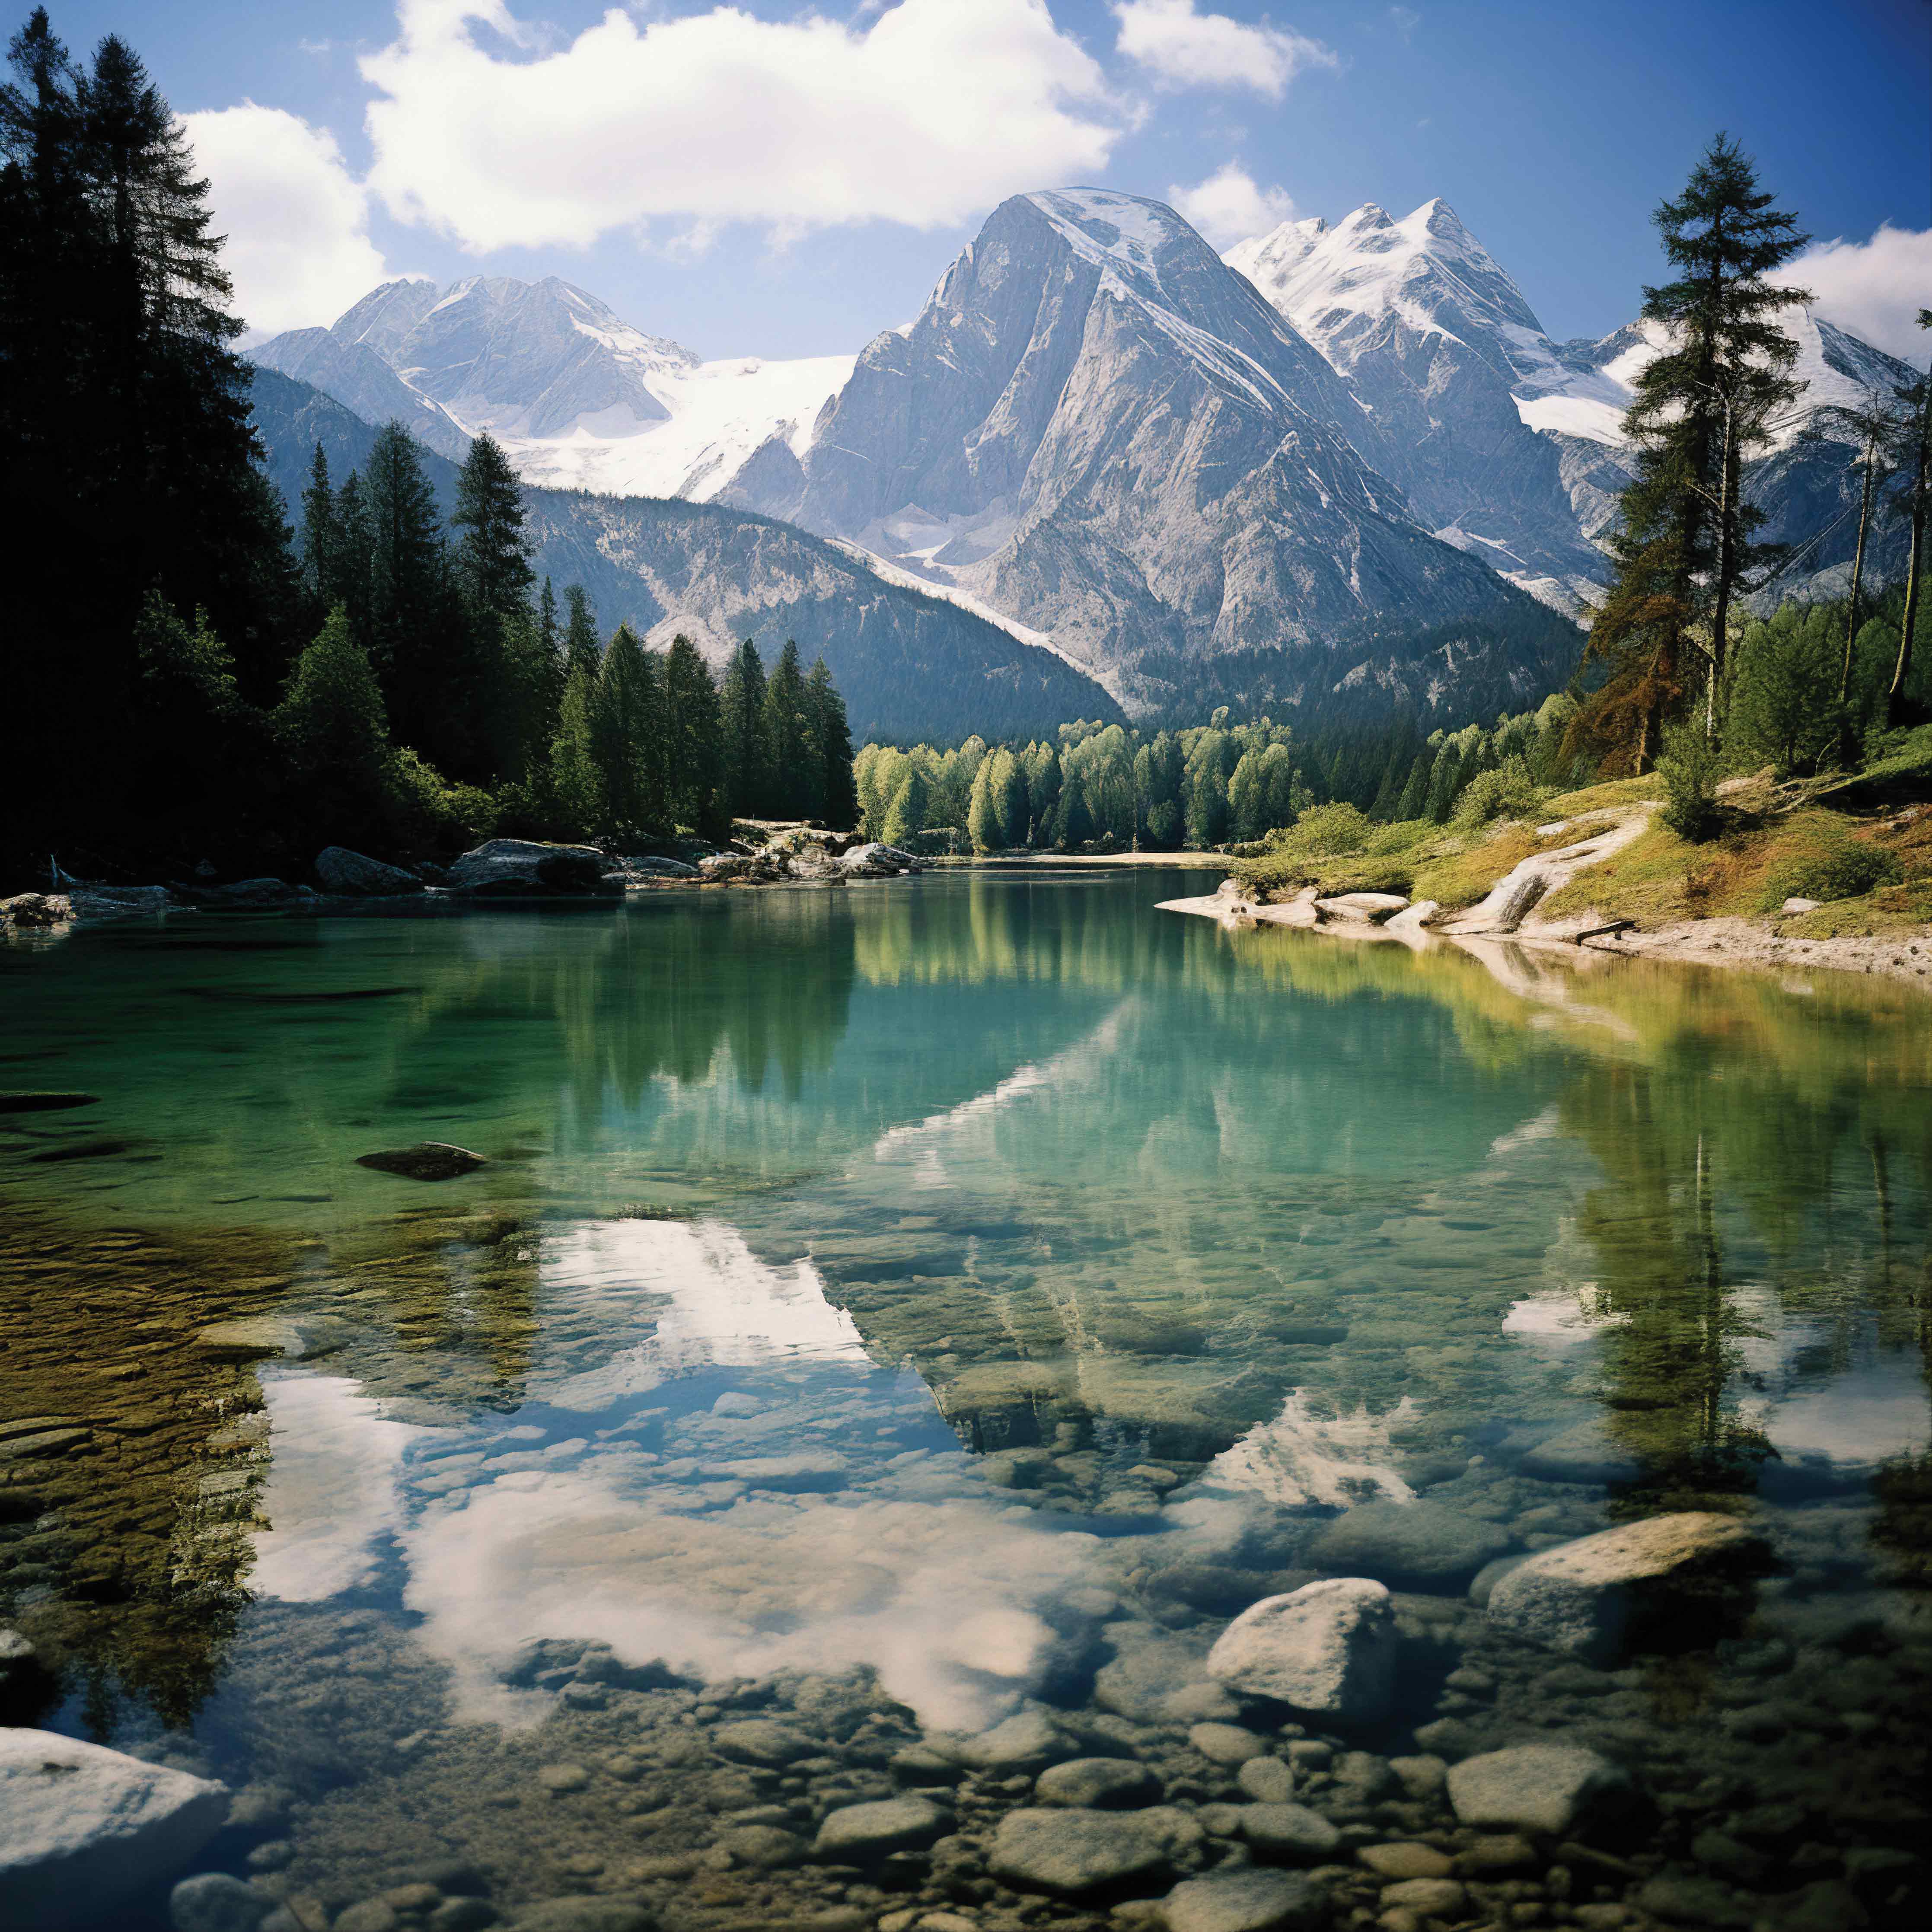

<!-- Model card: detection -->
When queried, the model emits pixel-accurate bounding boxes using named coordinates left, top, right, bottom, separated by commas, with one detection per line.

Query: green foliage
left=1275, top=801, right=1371, bottom=856
left=1655, top=721, right=1724, bottom=843
left=1453, top=756, right=1544, bottom=830
left=1725, top=604, right=1842, bottom=775
left=1758, top=824, right=1904, bottom=909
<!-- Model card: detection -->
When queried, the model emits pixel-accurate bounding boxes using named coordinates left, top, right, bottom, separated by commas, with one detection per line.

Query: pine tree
left=594, top=623, right=664, bottom=836
left=720, top=639, right=770, bottom=816
left=881, top=766, right=928, bottom=849
left=452, top=432, right=534, bottom=622
left=274, top=606, right=395, bottom=839
left=537, top=577, right=559, bottom=662
left=563, top=585, right=601, bottom=684
left=298, top=443, right=340, bottom=609
left=802, top=656, right=857, bottom=828
left=967, top=755, right=1001, bottom=852
left=1572, top=136, right=1809, bottom=768
left=761, top=639, right=811, bottom=817
left=550, top=664, right=603, bottom=836
left=1394, top=750, right=1432, bottom=822
left=1027, top=743, right=1064, bottom=847
left=332, top=469, right=375, bottom=652
left=663, top=634, right=724, bottom=835
left=363, top=422, right=447, bottom=747
left=1890, top=312, right=1932, bottom=726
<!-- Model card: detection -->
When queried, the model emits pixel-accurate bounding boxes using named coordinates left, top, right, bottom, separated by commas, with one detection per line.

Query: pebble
left=426, top=1905, right=498, bottom=1932
left=1379, top=1878, right=1468, bottom=1916
left=332, top=1905, right=398, bottom=1932
left=1237, top=1757, right=1296, bottom=1804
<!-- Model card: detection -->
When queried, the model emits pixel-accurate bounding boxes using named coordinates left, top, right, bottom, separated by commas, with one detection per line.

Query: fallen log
left=1574, top=919, right=1637, bottom=946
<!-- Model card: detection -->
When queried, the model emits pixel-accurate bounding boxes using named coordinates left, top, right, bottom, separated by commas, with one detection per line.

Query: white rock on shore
left=0, top=1730, right=229, bottom=1928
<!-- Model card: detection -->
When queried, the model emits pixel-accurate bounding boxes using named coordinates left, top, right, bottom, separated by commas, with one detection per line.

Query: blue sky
left=34, top=0, right=1932, bottom=359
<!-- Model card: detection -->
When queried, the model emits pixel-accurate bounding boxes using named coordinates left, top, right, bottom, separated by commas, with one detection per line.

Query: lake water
left=3, top=872, right=1928, bottom=1932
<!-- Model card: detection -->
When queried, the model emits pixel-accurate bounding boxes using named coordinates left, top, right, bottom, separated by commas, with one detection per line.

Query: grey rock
left=0, top=1625, right=37, bottom=1665
left=1782, top=897, right=1823, bottom=915
left=1380, top=1878, right=1468, bottom=1916
left=447, top=839, right=615, bottom=897
left=1189, top=1722, right=1268, bottom=1765
left=1035, top=1758, right=1162, bottom=1809
left=427, top=1904, right=500, bottom=1932
left=1237, top=1804, right=1344, bottom=1861
left=719, top=1823, right=807, bottom=1868
left=213, top=877, right=300, bottom=905
left=1467, top=1553, right=1534, bottom=1607
left=1237, top=1757, right=1296, bottom=1805
left=1094, top=1620, right=1233, bottom=1725
left=711, top=1718, right=815, bottom=1766
left=1313, top=892, right=1409, bottom=925
left=169, top=1873, right=270, bottom=1932
left=1517, top=1419, right=1644, bottom=1485
left=811, top=1795, right=950, bottom=1859
left=0, top=1731, right=229, bottom=1930
left=1161, top=1867, right=1329, bottom=1932
left=1486, top=1513, right=1766, bottom=1661
left=314, top=847, right=420, bottom=896
left=1445, top=1744, right=1632, bottom=1836
left=1634, top=1875, right=1755, bottom=1928
left=840, top=842, right=921, bottom=876
left=510, top=1905, right=654, bottom=1932
left=988, top=1804, right=1204, bottom=1896
left=1307, top=1502, right=1513, bottom=1589
left=355, top=1142, right=487, bottom=1182
left=1205, top=1579, right=1398, bottom=1721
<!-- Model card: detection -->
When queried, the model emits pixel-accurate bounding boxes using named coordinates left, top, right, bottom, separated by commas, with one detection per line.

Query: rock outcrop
left=315, top=847, right=421, bottom=896
left=446, top=839, right=616, bottom=897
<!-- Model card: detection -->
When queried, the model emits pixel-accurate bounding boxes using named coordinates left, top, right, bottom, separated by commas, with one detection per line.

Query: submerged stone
left=812, top=1795, right=950, bottom=1859
left=356, top=1142, right=488, bottom=1182
left=1161, top=1866, right=1329, bottom=1932
left=1307, top=1502, right=1513, bottom=1588
left=1445, top=1745, right=1632, bottom=1836
left=1034, top=1757, right=1162, bottom=1808
left=1206, top=1578, right=1398, bottom=1722
left=0, top=1091, right=99, bottom=1112
left=989, top=1805, right=1204, bottom=1895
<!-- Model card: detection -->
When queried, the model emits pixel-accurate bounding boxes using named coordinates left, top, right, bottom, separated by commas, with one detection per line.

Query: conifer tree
left=274, top=606, right=395, bottom=839
left=593, top=623, right=664, bottom=835
left=332, top=469, right=375, bottom=652
left=537, top=578, right=558, bottom=662
left=720, top=639, right=770, bottom=816
left=1890, top=312, right=1931, bottom=726
left=563, top=585, right=601, bottom=684
left=551, top=664, right=603, bottom=835
left=803, top=656, right=857, bottom=828
left=1026, top=743, right=1064, bottom=847
left=967, top=755, right=1001, bottom=853
left=363, top=422, right=447, bottom=746
left=1572, top=136, right=1808, bottom=768
left=1394, top=750, right=1432, bottom=822
left=663, top=633, right=724, bottom=835
left=298, top=443, right=340, bottom=609
left=452, top=432, right=534, bottom=622
left=760, top=641, right=812, bottom=817
left=881, top=765, right=928, bottom=849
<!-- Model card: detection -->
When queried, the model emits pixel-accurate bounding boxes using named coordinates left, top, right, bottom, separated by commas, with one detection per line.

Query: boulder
left=711, top=1719, right=816, bottom=1766
left=1, top=893, right=73, bottom=928
left=1384, top=901, right=1439, bottom=934
left=169, top=1871, right=270, bottom=1932
left=1236, top=1757, right=1295, bottom=1805
left=1034, top=1758, right=1162, bottom=1809
left=1313, top=893, right=1409, bottom=925
left=1160, top=1867, right=1329, bottom=1932
left=356, top=1142, right=487, bottom=1182
left=1486, top=1512, right=1766, bottom=1661
left=1205, top=1579, right=1398, bottom=1722
left=1781, top=898, right=1822, bottom=915
left=988, top=1805, right=1203, bottom=1897
left=841, top=842, right=921, bottom=876
left=1517, top=1419, right=1643, bottom=1485
left=0, top=1729, right=229, bottom=1929
left=811, top=1795, right=951, bottom=1860
left=68, top=885, right=184, bottom=919
left=1445, top=1745, right=1632, bottom=1837
left=939, top=1708, right=1081, bottom=1773
left=315, top=848, right=420, bottom=896
left=618, top=854, right=700, bottom=877
left=446, top=839, right=614, bottom=897
left=1307, top=1502, right=1513, bottom=1590
left=1237, top=1804, right=1343, bottom=1861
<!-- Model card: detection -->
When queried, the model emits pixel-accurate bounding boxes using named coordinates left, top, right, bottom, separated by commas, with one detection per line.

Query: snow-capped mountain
left=1226, top=199, right=1921, bottom=613
left=752, top=188, right=1573, bottom=716
left=253, top=276, right=852, bottom=507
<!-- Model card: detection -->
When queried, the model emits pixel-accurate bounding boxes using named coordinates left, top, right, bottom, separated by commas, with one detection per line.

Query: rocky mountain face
left=248, top=366, right=1119, bottom=743
left=753, top=188, right=1575, bottom=717
left=1227, top=201, right=1919, bottom=614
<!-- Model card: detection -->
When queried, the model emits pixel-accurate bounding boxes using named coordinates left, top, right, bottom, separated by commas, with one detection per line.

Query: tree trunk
left=1889, top=394, right=1930, bottom=726
left=1707, top=399, right=1736, bottom=739
left=1837, top=431, right=1878, bottom=763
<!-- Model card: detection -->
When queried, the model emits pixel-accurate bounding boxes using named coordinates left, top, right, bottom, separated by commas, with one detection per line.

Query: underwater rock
left=1516, top=1419, right=1643, bottom=1485
left=1190, top=1722, right=1267, bottom=1765
left=0, top=1729, right=229, bottom=1930
left=1307, top=1502, right=1514, bottom=1589
left=1035, top=1757, right=1163, bottom=1808
left=989, top=1804, right=1204, bottom=1896
left=1237, top=1757, right=1296, bottom=1804
left=711, top=1719, right=815, bottom=1766
left=812, top=1795, right=951, bottom=1859
left=1236, top=1804, right=1344, bottom=1860
left=1446, top=1744, right=1632, bottom=1836
left=169, top=1872, right=269, bottom=1932
left=355, top=1142, right=488, bottom=1182
left=1160, top=1866, right=1330, bottom=1932
left=1206, top=1579, right=1398, bottom=1722
left=1486, top=1513, right=1766, bottom=1661
left=0, top=1091, right=98, bottom=1112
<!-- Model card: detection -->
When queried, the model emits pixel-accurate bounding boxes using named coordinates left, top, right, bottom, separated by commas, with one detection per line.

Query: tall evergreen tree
left=452, top=432, right=534, bottom=622
left=563, top=584, right=601, bottom=683
left=802, top=656, right=857, bottom=828
left=760, top=640, right=811, bottom=817
left=1890, top=312, right=1932, bottom=726
left=593, top=623, right=664, bottom=835
left=719, top=639, right=770, bottom=817
left=1572, top=136, right=1808, bottom=769
left=550, top=663, right=602, bottom=836
left=663, top=633, right=724, bottom=835
left=298, top=443, right=339, bottom=609
left=363, top=422, right=447, bottom=746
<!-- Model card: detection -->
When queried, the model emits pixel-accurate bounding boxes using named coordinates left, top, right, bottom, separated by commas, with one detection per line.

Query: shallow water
left=2, top=874, right=1928, bottom=1932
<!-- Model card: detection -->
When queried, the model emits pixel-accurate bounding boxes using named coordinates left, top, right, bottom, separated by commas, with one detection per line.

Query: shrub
left=1268, top=801, right=1370, bottom=856
left=1760, top=829, right=1903, bottom=909
left=1656, top=723, right=1723, bottom=843
left=1453, top=756, right=1544, bottom=830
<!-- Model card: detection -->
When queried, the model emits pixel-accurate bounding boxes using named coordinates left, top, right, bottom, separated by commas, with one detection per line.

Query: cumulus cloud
left=358, top=0, right=1123, bottom=253
left=183, top=102, right=389, bottom=337
left=1114, top=0, right=1335, bottom=99
left=1170, top=161, right=1296, bottom=247
left=1778, top=225, right=1932, bottom=364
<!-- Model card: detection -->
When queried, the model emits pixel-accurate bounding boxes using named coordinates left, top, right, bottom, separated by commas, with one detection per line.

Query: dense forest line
left=857, top=585, right=1931, bottom=855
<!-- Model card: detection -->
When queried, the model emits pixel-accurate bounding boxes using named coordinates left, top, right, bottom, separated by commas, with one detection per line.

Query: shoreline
left=1160, top=884, right=1932, bottom=994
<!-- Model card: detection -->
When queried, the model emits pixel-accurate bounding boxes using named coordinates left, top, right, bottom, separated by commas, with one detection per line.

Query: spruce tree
left=363, top=422, right=446, bottom=745
left=1394, top=750, right=1432, bottom=821
left=551, top=664, right=603, bottom=836
left=274, top=606, right=395, bottom=841
left=594, top=623, right=664, bottom=836
left=298, top=443, right=339, bottom=609
left=802, top=656, right=857, bottom=828
left=720, top=639, right=770, bottom=816
left=760, top=640, right=811, bottom=817
left=1889, top=312, right=1931, bottom=726
left=663, top=634, right=725, bottom=835
left=332, top=469, right=375, bottom=652
left=452, top=432, right=534, bottom=622
left=1573, top=136, right=1809, bottom=768
left=563, top=585, right=601, bottom=683
left=881, top=766, right=928, bottom=849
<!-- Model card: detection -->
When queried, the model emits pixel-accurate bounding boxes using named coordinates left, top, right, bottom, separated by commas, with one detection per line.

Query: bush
left=1760, top=828, right=1903, bottom=909
left=1657, top=723, right=1723, bottom=843
left=1453, top=756, right=1544, bottom=830
left=1267, top=801, right=1370, bottom=857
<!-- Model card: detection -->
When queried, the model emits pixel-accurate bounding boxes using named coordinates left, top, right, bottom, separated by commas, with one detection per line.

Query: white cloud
left=183, top=102, right=388, bottom=337
left=1114, top=0, right=1335, bottom=99
left=359, top=0, right=1123, bottom=253
left=1170, top=161, right=1295, bottom=247
left=1778, top=225, right=1932, bottom=364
